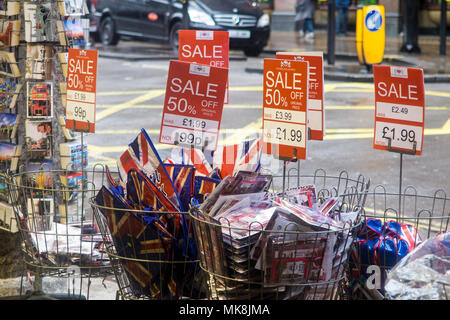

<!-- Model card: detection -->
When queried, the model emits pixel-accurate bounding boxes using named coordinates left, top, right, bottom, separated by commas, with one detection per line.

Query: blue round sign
left=365, top=9, right=383, bottom=32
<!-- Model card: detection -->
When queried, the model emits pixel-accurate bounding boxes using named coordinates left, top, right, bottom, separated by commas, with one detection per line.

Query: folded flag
left=164, top=164, right=196, bottom=211
left=349, top=218, right=423, bottom=287
left=126, top=168, right=177, bottom=212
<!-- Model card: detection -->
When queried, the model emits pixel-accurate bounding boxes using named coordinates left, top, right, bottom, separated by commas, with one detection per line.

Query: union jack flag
left=118, top=129, right=182, bottom=211
left=177, top=137, right=263, bottom=179
left=174, top=147, right=214, bottom=177
left=212, top=137, right=263, bottom=179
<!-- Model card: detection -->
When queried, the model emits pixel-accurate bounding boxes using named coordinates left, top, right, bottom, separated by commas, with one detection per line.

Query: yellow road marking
left=95, top=89, right=165, bottom=121
left=96, top=104, right=450, bottom=111
left=98, top=90, right=149, bottom=96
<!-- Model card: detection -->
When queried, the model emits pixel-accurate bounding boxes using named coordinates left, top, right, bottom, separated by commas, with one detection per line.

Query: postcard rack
left=3, top=165, right=112, bottom=299
left=345, top=185, right=450, bottom=300
left=90, top=168, right=204, bottom=300
left=188, top=169, right=370, bottom=300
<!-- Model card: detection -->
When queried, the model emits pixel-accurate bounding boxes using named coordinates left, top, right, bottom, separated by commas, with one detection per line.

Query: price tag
left=262, top=59, right=309, bottom=160
left=65, top=48, right=98, bottom=133
left=373, top=65, right=425, bottom=155
left=178, top=30, right=230, bottom=104
left=159, top=60, right=228, bottom=151
left=276, top=51, right=325, bottom=140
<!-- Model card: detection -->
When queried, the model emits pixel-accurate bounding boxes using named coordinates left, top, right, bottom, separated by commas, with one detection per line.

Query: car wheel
left=169, top=21, right=182, bottom=53
left=244, top=47, right=263, bottom=57
left=100, top=16, right=119, bottom=46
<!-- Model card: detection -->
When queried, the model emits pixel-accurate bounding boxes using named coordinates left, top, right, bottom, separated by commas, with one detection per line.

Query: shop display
left=93, top=128, right=365, bottom=300
left=0, top=0, right=104, bottom=300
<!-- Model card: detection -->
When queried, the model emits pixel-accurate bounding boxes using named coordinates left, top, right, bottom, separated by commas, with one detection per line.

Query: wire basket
left=2, top=165, right=112, bottom=300
left=91, top=192, right=204, bottom=300
left=189, top=169, right=370, bottom=300
left=346, top=185, right=450, bottom=300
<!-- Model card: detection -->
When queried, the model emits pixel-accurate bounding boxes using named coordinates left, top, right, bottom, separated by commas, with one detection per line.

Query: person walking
left=294, top=0, right=316, bottom=39
left=336, top=0, right=351, bottom=37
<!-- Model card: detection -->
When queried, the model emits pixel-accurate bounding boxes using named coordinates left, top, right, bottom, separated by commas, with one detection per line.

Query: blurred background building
left=259, top=0, right=449, bottom=38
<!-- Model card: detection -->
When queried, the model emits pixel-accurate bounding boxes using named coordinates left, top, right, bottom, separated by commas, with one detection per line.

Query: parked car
left=89, top=0, right=271, bottom=57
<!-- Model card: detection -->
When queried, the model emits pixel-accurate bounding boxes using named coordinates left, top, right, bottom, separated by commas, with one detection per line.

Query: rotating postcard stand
left=0, top=0, right=108, bottom=301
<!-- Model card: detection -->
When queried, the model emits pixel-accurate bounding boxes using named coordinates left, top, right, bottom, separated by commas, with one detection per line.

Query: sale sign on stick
left=276, top=51, right=325, bottom=140
left=373, top=65, right=425, bottom=155
left=262, top=59, right=309, bottom=160
left=65, top=48, right=98, bottom=133
left=178, top=30, right=229, bottom=103
left=159, top=60, right=228, bottom=151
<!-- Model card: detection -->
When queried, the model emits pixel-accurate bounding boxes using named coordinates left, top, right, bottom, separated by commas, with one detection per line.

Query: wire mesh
left=2, top=164, right=112, bottom=299
left=90, top=166, right=205, bottom=300
left=346, top=185, right=450, bottom=300
left=189, top=169, right=370, bottom=300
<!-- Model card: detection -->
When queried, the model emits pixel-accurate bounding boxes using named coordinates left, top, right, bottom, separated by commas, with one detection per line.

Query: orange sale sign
left=65, top=48, right=98, bottom=133
left=178, top=30, right=229, bottom=103
left=276, top=51, right=325, bottom=140
left=373, top=65, right=425, bottom=155
left=262, top=59, right=309, bottom=160
left=159, top=60, right=228, bottom=151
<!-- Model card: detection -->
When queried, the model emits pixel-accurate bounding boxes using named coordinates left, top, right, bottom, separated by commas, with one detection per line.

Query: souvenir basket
left=346, top=185, right=450, bottom=300
left=189, top=169, right=371, bottom=300
left=90, top=185, right=204, bottom=300
left=1, top=165, right=111, bottom=300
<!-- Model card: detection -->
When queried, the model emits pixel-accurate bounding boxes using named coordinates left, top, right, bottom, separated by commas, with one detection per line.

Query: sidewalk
left=262, top=30, right=450, bottom=82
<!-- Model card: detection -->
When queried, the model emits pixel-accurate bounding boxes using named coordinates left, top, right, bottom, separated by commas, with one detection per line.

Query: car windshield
left=196, top=0, right=255, bottom=12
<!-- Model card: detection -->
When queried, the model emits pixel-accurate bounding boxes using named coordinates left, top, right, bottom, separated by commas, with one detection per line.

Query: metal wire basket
left=2, top=165, right=112, bottom=300
left=346, top=185, right=450, bottom=300
left=91, top=189, right=204, bottom=300
left=188, top=169, right=370, bottom=300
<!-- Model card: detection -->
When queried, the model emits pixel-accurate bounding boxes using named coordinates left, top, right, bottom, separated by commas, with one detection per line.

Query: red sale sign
left=276, top=51, right=325, bottom=140
left=65, top=48, right=98, bottom=133
left=178, top=30, right=229, bottom=103
left=262, top=59, right=309, bottom=160
left=159, top=60, right=228, bottom=151
left=373, top=65, right=425, bottom=155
